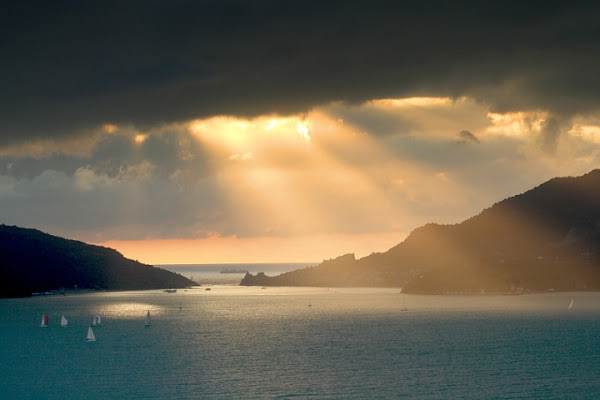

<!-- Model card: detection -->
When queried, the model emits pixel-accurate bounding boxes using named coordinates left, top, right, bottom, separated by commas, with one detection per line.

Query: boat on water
left=40, top=314, right=49, bottom=328
left=163, top=289, right=177, bottom=293
left=86, top=326, right=96, bottom=342
left=569, top=298, right=574, bottom=309
left=179, top=300, right=182, bottom=311
left=92, top=315, right=101, bottom=326
left=60, top=315, right=68, bottom=327
left=144, top=310, right=152, bottom=326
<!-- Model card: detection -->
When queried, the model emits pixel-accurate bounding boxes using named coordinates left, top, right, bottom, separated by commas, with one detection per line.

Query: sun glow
left=188, top=115, right=314, bottom=155
left=569, top=124, right=600, bottom=143
left=10, top=96, right=599, bottom=266
left=103, top=124, right=118, bottom=133
left=485, top=111, right=549, bottom=137
left=265, top=119, right=279, bottom=131
left=296, top=121, right=311, bottom=141
left=134, top=134, right=148, bottom=144
left=188, top=117, right=252, bottom=151
left=172, top=100, right=509, bottom=256
left=370, top=97, right=454, bottom=107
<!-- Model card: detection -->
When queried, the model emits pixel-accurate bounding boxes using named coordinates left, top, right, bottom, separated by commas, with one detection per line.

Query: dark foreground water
left=1, top=288, right=599, bottom=399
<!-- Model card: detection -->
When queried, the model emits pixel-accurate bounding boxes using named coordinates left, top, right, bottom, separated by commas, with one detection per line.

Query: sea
left=1, top=264, right=600, bottom=399
left=157, top=263, right=316, bottom=286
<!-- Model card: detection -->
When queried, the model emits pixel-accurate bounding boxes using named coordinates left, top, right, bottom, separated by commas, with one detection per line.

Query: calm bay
left=1, top=282, right=599, bottom=399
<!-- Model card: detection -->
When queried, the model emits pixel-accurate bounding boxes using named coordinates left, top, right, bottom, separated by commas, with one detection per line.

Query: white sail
left=86, top=326, right=96, bottom=342
left=60, top=315, right=68, bottom=327
left=92, top=315, right=101, bottom=326
left=40, top=314, right=49, bottom=328
left=569, top=298, right=574, bottom=309
left=144, top=310, right=152, bottom=326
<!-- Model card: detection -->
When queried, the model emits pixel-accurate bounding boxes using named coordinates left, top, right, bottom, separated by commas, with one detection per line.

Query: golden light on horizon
left=98, top=231, right=407, bottom=265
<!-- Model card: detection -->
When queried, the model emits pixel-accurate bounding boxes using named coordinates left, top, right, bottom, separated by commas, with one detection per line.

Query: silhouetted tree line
left=0, top=225, right=196, bottom=297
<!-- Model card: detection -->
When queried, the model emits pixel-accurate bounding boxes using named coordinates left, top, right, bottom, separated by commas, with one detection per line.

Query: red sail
left=44, top=315, right=49, bottom=324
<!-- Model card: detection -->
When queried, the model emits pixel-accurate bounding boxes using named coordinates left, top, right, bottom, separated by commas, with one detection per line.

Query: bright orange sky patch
left=98, top=232, right=407, bottom=265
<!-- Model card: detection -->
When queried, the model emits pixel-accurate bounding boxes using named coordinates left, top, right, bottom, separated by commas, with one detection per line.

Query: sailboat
left=60, top=315, right=68, bottom=327
left=179, top=300, right=182, bottom=311
left=86, top=326, right=96, bottom=342
left=144, top=310, right=152, bottom=327
left=569, top=298, right=574, bottom=309
left=92, top=315, right=101, bottom=326
left=40, top=314, right=49, bottom=328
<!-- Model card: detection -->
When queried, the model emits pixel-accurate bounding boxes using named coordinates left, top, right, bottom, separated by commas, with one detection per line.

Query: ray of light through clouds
left=1, top=1, right=600, bottom=263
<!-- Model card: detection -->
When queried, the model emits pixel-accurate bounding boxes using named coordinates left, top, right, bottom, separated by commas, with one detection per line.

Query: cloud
left=2, top=96, right=600, bottom=251
left=537, top=117, right=563, bottom=154
left=323, top=102, right=415, bottom=137
left=2, top=1, right=600, bottom=146
left=457, top=130, right=480, bottom=144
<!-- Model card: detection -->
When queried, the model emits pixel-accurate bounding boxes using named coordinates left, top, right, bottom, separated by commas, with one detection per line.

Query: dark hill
left=241, top=170, right=600, bottom=293
left=0, top=224, right=196, bottom=297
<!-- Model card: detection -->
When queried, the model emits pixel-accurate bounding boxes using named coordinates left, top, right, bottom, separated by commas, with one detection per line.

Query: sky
left=2, top=1, right=600, bottom=264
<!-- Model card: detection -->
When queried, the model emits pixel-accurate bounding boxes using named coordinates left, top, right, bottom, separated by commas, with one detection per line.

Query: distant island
left=241, top=169, right=600, bottom=294
left=0, top=224, right=197, bottom=298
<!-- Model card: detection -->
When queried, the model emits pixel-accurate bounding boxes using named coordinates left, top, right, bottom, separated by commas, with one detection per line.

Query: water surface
left=1, top=288, right=599, bottom=399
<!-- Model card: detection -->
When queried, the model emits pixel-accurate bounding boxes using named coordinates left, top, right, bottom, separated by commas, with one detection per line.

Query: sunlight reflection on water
left=96, top=302, right=162, bottom=319
left=1, top=288, right=599, bottom=399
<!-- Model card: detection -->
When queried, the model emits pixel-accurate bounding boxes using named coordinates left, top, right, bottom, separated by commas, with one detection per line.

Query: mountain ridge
left=0, top=224, right=197, bottom=297
left=241, top=169, right=600, bottom=293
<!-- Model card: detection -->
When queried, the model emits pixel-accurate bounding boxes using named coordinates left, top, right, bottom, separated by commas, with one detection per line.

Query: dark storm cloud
left=0, top=127, right=212, bottom=181
left=2, top=0, right=600, bottom=145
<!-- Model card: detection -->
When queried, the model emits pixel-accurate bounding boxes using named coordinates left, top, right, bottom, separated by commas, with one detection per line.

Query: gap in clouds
left=1, top=97, right=600, bottom=263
